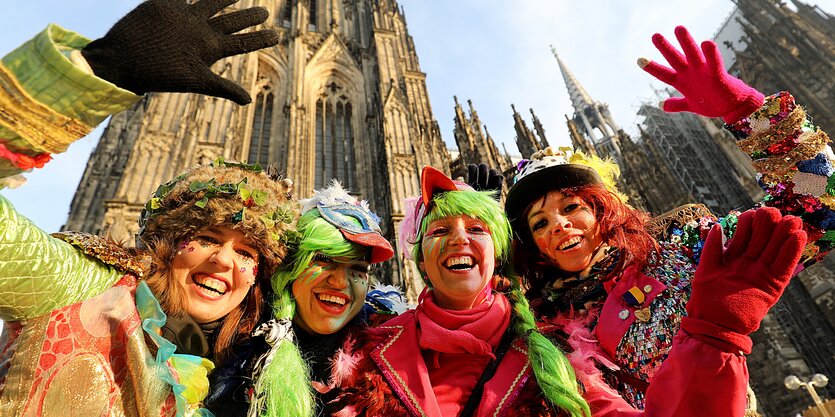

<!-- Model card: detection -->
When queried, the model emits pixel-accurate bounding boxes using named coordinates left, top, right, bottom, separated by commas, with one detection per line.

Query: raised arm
left=0, top=195, right=125, bottom=321
left=0, top=0, right=278, bottom=183
left=639, top=25, right=834, bottom=267
left=583, top=208, right=805, bottom=417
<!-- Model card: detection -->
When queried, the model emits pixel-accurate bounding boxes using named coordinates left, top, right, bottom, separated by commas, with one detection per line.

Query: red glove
left=682, top=207, right=806, bottom=353
left=638, top=26, right=765, bottom=124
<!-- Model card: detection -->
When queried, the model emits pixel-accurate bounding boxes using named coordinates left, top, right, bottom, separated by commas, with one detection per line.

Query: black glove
left=466, top=163, right=504, bottom=200
left=82, top=0, right=279, bottom=105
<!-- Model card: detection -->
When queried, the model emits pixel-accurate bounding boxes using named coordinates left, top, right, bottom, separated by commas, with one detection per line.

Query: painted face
left=292, top=254, right=371, bottom=335
left=420, top=215, right=496, bottom=310
left=526, top=190, right=603, bottom=273
left=171, top=227, right=259, bottom=323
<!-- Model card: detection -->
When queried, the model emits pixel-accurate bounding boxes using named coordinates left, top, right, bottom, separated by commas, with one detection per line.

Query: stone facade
left=63, top=0, right=454, bottom=301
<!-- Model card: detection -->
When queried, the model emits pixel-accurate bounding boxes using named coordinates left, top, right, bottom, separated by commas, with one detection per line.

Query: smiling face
left=419, top=215, right=496, bottom=310
left=171, top=227, right=260, bottom=323
left=526, top=190, right=603, bottom=273
left=292, top=254, right=371, bottom=335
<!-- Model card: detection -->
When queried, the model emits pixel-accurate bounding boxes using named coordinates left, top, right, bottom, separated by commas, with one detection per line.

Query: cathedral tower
left=552, top=47, right=624, bottom=167
left=63, top=0, right=451, bottom=300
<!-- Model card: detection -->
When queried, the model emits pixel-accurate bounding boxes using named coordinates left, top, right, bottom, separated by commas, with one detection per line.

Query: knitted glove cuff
left=681, top=316, right=752, bottom=354
left=722, top=89, right=766, bottom=124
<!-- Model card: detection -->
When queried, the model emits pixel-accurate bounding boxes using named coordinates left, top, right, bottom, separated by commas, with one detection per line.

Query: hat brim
left=505, top=164, right=603, bottom=225
left=340, top=230, right=395, bottom=264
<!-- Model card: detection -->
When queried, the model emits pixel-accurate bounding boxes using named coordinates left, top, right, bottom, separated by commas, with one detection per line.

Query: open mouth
left=444, top=255, right=476, bottom=271
left=192, top=274, right=229, bottom=296
left=316, top=293, right=348, bottom=308
left=558, top=236, right=582, bottom=251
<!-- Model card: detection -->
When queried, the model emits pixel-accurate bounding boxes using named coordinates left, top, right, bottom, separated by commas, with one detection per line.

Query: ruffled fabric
left=415, top=290, right=510, bottom=362
left=135, top=281, right=215, bottom=417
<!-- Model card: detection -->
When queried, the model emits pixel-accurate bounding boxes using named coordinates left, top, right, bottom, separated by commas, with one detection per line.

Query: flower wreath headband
left=138, top=157, right=300, bottom=246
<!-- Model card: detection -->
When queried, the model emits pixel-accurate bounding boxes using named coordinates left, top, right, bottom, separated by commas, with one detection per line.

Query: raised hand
left=682, top=207, right=806, bottom=353
left=466, top=163, right=504, bottom=200
left=82, top=0, right=279, bottom=105
left=638, top=26, right=764, bottom=124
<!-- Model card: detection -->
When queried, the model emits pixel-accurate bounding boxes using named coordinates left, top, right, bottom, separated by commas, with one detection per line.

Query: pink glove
left=639, top=26, right=765, bottom=124
left=682, top=207, right=806, bottom=353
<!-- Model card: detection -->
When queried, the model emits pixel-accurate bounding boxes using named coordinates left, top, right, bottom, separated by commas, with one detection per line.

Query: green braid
left=413, top=190, right=511, bottom=263
left=416, top=189, right=589, bottom=416
left=258, top=211, right=368, bottom=417
left=256, top=288, right=314, bottom=417
left=508, top=286, right=591, bottom=417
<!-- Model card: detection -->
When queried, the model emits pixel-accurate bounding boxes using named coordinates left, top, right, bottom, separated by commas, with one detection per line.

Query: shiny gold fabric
left=0, top=63, right=92, bottom=154
left=0, top=276, right=175, bottom=417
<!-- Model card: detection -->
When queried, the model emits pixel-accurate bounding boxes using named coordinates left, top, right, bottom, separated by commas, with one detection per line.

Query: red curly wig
left=512, top=183, right=658, bottom=291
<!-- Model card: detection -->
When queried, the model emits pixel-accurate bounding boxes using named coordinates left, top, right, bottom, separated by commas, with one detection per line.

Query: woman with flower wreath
left=0, top=1, right=285, bottom=415
left=502, top=26, right=832, bottom=413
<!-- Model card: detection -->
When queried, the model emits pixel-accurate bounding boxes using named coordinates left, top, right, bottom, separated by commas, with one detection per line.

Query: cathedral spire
left=550, top=45, right=594, bottom=112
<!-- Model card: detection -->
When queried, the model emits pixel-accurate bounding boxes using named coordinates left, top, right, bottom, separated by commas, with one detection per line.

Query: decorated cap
left=506, top=147, right=625, bottom=236
left=398, top=166, right=474, bottom=260
left=299, top=181, right=394, bottom=263
left=137, top=157, right=298, bottom=275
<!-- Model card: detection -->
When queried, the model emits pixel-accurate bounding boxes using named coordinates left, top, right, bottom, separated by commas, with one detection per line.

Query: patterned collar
left=540, top=245, right=623, bottom=312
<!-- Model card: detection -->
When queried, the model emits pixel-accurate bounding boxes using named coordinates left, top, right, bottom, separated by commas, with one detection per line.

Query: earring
left=176, top=250, right=182, bottom=256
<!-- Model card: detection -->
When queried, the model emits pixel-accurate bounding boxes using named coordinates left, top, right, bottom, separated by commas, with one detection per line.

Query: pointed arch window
left=315, top=84, right=356, bottom=190
left=308, top=0, right=318, bottom=30
left=248, top=90, right=273, bottom=165
left=281, top=0, right=293, bottom=27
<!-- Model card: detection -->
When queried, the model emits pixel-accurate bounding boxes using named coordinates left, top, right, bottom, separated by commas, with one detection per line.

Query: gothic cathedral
left=63, top=0, right=452, bottom=300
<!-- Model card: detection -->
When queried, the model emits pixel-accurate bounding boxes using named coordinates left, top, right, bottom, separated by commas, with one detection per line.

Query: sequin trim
left=0, top=63, right=92, bottom=154
left=51, top=231, right=149, bottom=277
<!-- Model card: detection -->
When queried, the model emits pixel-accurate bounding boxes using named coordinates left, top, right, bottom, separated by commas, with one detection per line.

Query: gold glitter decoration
left=737, top=106, right=805, bottom=154
left=0, top=63, right=92, bottom=154
left=123, top=324, right=173, bottom=416
left=0, top=317, right=49, bottom=416
left=647, top=204, right=715, bottom=240
left=52, top=231, right=149, bottom=277
left=41, top=354, right=111, bottom=417
left=819, top=194, right=835, bottom=210
left=754, top=130, right=830, bottom=182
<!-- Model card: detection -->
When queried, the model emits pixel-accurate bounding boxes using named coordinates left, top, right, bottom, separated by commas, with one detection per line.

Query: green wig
left=412, top=189, right=590, bottom=417
left=411, top=190, right=512, bottom=264
left=255, top=209, right=368, bottom=417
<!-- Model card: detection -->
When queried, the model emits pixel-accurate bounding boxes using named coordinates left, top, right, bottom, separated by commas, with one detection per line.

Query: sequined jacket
left=534, top=91, right=834, bottom=409
left=535, top=244, right=697, bottom=409
left=0, top=26, right=213, bottom=417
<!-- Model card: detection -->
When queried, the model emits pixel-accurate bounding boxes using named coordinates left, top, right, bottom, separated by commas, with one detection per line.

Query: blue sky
left=2, top=0, right=833, bottom=232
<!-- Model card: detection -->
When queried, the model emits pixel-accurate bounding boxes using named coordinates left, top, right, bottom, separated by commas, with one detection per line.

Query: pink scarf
left=415, top=290, right=511, bottom=360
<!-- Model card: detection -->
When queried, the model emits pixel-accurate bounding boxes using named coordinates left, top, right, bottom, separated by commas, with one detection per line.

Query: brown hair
left=138, top=163, right=296, bottom=363
left=144, top=236, right=268, bottom=363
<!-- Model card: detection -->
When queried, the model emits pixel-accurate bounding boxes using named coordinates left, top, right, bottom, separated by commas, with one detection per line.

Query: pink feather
left=398, top=196, right=422, bottom=259
left=329, top=334, right=362, bottom=386
left=548, top=308, right=621, bottom=395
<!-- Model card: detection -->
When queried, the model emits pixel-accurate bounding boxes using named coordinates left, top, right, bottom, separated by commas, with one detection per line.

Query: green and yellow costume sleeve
left=0, top=24, right=139, bottom=179
left=0, top=25, right=141, bottom=321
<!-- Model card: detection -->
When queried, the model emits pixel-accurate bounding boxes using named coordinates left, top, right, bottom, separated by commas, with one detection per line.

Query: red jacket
left=334, top=308, right=748, bottom=417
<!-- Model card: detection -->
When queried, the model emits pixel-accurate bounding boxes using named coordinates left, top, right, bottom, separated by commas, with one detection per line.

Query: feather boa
left=543, top=309, right=621, bottom=397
